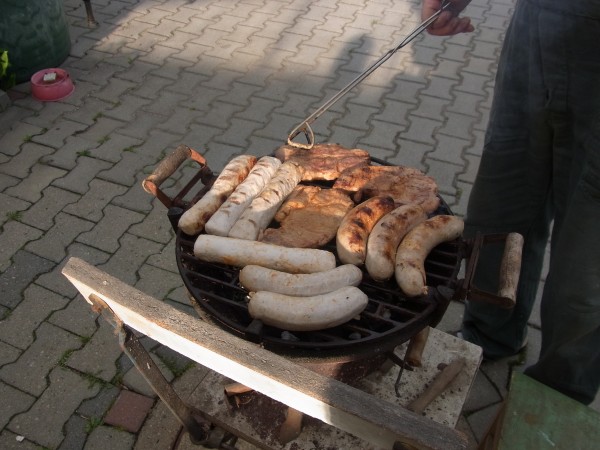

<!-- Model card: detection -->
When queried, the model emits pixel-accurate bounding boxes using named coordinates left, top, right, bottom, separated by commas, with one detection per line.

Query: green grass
left=5, top=210, right=22, bottom=221
left=77, top=150, right=91, bottom=157
left=85, top=416, right=103, bottom=434
left=97, top=135, right=110, bottom=145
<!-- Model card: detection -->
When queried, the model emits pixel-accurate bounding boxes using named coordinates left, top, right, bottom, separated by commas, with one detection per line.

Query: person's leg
left=461, top=0, right=554, bottom=359
left=524, top=8, right=600, bottom=405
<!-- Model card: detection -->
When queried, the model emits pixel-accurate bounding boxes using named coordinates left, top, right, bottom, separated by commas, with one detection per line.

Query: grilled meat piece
left=334, top=165, right=440, bottom=214
left=260, top=185, right=355, bottom=248
left=275, top=143, right=370, bottom=181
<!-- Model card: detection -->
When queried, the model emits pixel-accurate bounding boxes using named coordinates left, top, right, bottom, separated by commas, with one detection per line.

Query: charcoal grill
left=143, top=144, right=521, bottom=375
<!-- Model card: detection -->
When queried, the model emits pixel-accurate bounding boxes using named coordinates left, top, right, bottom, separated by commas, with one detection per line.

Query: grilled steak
left=260, top=185, right=354, bottom=248
left=334, top=165, right=440, bottom=214
left=275, top=143, right=370, bottom=181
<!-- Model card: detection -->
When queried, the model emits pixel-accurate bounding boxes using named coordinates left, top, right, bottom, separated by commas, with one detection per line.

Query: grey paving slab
left=0, top=221, right=44, bottom=274
left=7, top=366, right=101, bottom=449
left=66, top=319, right=122, bottom=383
left=49, top=295, right=99, bottom=339
left=76, top=204, right=145, bottom=253
left=0, top=194, right=30, bottom=228
left=0, top=322, right=81, bottom=396
left=0, top=381, right=36, bottom=431
left=0, top=250, right=55, bottom=308
left=4, top=163, right=67, bottom=203
left=58, top=415, right=89, bottom=450
left=25, top=212, right=95, bottom=263
left=40, top=135, right=100, bottom=170
left=52, top=156, right=113, bottom=195
left=0, top=283, right=69, bottom=350
left=0, top=430, right=40, bottom=450
left=63, top=178, right=128, bottom=222
left=0, top=142, right=55, bottom=178
left=19, top=186, right=79, bottom=231
left=84, top=425, right=136, bottom=450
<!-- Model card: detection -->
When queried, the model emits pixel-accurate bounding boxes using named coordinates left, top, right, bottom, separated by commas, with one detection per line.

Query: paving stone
left=129, top=200, right=175, bottom=244
left=77, top=204, right=145, bottom=253
left=98, top=152, right=156, bottom=188
left=66, top=319, right=122, bottom=383
left=359, top=120, right=401, bottom=154
left=463, top=370, right=504, bottom=413
left=0, top=142, right=55, bottom=178
left=35, top=242, right=110, bottom=300
left=74, top=116, right=127, bottom=148
left=422, top=158, right=463, bottom=196
left=19, top=186, right=79, bottom=231
left=76, top=384, right=120, bottom=420
left=58, top=414, right=88, bottom=450
left=111, top=172, right=157, bottom=213
left=0, top=322, right=81, bottom=396
left=5, top=163, right=67, bottom=203
left=0, top=429, right=40, bottom=450
left=401, top=116, right=440, bottom=145
left=410, top=94, right=450, bottom=121
left=0, top=173, right=20, bottom=194
left=458, top=154, right=482, bottom=185
left=7, top=366, right=101, bottom=449
left=63, top=179, right=127, bottom=222
left=0, top=194, right=30, bottom=228
left=428, top=134, right=470, bottom=166
left=0, top=123, right=47, bottom=156
left=22, top=102, right=79, bottom=129
left=30, top=121, right=89, bottom=149
left=465, top=402, right=502, bottom=444
left=145, top=237, right=178, bottom=273
left=52, top=156, right=113, bottom=194
left=0, top=283, right=69, bottom=349
left=0, top=221, right=44, bottom=274
left=0, top=250, right=55, bottom=308
left=117, top=110, right=168, bottom=139
left=0, top=381, right=36, bottom=430
left=40, top=135, right=99, bottom=170
left=26, top=213, right=95, bottom=263
left=84, top=424, right=136, bottom=450
left=438, top=111, right=478, bottom=142
left=135, top=263, right=183, bottom=301
left=104, top=94, right=154, bottom=122
left=0, top=339, right=21, bottom=366
left=88, top=132, right=144, bottom=163
left=133, top=397, right=180, bottom=450
left=98, top=233, right=163, bottom=285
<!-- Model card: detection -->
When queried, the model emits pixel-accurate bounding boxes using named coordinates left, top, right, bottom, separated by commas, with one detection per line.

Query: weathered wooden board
left=62, top=257, right=468, bottom=450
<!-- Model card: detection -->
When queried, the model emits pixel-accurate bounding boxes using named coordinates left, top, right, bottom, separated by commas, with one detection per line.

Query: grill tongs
left=287, top=0, right=454, bottom=149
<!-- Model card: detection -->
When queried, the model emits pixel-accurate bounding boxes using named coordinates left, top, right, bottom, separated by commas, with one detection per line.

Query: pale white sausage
left=395, top=215, right=464, bottom=297
left=229, top=161, right=304, bottom=241
left=365, top=204, right=427, bottom=281
left=193, top=235, right=336, bottom=273
left=239, top=264, right=363, bottom=297
left=178, top=154, right=257, bottom=235
left=248, top=286, right=369, bottom=331
left=204, top=156, right=281, bottom=236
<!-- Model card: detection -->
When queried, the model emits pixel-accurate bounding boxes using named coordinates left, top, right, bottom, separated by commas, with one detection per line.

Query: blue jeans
left=461, top=0, right=600, bottom=405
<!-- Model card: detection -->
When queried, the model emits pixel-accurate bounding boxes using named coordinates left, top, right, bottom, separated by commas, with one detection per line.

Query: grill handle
left=457, top=232, right=524, bottom=309
left=142, top=144, right=212, bottom=208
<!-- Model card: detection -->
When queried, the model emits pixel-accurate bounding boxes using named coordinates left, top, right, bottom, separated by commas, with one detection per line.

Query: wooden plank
left=492, top=372, right=600, bottom=450
left=62, top=257, right=468, bottom=450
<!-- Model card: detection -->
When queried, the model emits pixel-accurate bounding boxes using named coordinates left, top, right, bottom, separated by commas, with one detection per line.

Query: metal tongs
left=287, top=0, right=454, bottom=149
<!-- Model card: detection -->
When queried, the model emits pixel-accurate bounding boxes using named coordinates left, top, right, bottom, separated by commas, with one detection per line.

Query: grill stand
left=63, top=257, right=480, bottom=450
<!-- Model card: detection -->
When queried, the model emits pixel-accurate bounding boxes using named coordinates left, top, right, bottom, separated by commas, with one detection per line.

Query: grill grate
left=175, top=211, right=464, bottom=360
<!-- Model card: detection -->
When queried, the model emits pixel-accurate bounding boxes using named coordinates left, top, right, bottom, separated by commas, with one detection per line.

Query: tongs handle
left=142, top=144, right=212, bottom=208
left=287, top=0, right=453, bottom=149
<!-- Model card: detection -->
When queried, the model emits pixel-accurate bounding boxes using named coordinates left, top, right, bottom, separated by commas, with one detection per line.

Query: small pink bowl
left=30, top=68, right=75, bottom=102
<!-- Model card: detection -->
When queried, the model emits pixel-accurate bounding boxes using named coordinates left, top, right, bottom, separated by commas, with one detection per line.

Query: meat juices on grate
left=260, top=185, right=355, bottom=248
left=275, top=143, right=370, bottom=181
left=334, top=165, right=440, bottom=214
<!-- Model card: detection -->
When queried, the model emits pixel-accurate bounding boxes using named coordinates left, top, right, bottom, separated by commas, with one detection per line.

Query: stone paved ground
left=1, top=0, right=598, bottom=449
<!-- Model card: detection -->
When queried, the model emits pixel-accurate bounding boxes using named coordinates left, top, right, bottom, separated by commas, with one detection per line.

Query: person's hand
left=422, top=0, right=474, bottom=36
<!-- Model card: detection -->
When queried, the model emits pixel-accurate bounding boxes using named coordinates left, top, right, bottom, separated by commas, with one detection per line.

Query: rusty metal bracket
left=87, top=294, right=209, bottom=444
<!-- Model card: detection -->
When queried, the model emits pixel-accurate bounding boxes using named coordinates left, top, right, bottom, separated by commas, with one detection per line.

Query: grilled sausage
left=248, top=286, right=369, bottom=331
left=228, top=161, right=304, bottom=241
left=239, top=264, right=363, bottom=297
left=336, top=196, right=396, bottom=266
left=365, top=204, right=427, bottom=281
left=395, top=215, right=464, bottom=297
left=205, top=156, right=281, bottom=236
left=178, top=154, right=257, bottom=235
left=193, top=235, right=336, bottom=273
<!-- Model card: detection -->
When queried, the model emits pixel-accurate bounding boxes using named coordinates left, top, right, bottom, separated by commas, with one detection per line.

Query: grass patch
left=85, top=416, right=103, bottom=434
left=77, top=150, right=91, bottom=157
left=5, top=210, right=22, bottom=221
left=97, top=135, right=110, bottom=145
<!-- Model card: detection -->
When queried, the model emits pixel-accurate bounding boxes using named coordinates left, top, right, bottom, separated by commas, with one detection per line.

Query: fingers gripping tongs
left=287, top=0, right=453, bottom=149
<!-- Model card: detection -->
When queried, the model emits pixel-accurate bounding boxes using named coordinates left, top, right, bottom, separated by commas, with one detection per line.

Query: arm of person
left=422, top=0, right=474, bottom=36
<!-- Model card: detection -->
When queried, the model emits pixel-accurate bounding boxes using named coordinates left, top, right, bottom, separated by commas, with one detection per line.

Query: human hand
left=422, top=0, right=474, bottom=36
